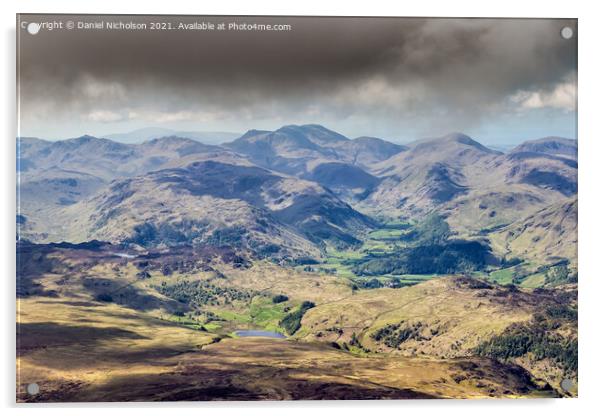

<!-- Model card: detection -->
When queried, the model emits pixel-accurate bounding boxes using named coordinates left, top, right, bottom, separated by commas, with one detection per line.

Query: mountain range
left=17, top=124, right=577, bottom=266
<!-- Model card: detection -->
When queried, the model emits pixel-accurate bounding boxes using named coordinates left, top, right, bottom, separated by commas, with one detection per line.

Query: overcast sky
left=17, top=15, right=577, bottom=145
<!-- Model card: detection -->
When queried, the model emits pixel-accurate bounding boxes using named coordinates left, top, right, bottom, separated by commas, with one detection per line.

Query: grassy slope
left=17, top=245, right=558, bottom=401
left=489, top=198, right=577, bottom=267
left=17, top=296, right=218, bottom=402
left=17, top=297, right=551, bottom=402
left=297, top=276, right=576, bottom=392
left=298, top=277, right=534, bottom=356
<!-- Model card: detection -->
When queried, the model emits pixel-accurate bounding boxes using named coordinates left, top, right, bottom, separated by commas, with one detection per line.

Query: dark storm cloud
left=17, top=15, right=577, bottom=139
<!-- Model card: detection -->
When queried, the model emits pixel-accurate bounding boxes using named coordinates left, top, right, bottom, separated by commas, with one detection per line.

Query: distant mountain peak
left=412, top=133, right=499, bottom=155
left=17, top=136, right=49, bottom=145
left=62, top=135, right=126, bottom=148
left=237, top=129, right=271, bottom=141
left=276, top=124, right=349, bottom=143
left=526, top=136, right=575, bottom=143
left=510, top=136, right=577, bottom=158
left=278, top=123, right=330, bottom=130
left=73, top=134, right=99, bottom=141
left=104, top=128, right=240, bottom=145
left=437, top=132, right=487, bottom=148
left=65, top=135, right=130, bottom=147
left=442, top=132, right=474, bottom=142
left=142, top=135, right=197, bottom=145
left=230, top=124, right=350, bottom=151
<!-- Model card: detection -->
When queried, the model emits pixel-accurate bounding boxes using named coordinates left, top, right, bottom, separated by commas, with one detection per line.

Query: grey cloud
left=18, top=15, right=577, bottom=139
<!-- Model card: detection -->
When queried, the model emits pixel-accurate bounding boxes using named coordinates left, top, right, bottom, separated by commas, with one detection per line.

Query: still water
left=235, top=330, right=286, bottom=338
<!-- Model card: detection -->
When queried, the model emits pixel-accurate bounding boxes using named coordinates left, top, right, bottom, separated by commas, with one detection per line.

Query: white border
left=2, top=1, right=601, bottom=415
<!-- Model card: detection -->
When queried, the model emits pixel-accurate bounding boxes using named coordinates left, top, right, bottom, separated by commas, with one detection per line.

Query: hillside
left=489, top=198, right=577, bottom=266
left=364, top=133, right=502, bottom=216
left=363, top=134, right=577, bottom=240
left=224, top=125, right=346, bottom=176
left=26, top=161, right=375, bottom=258
left=17, top=243, right=560, bottom=401
left=298, top=276, right=577, bottom=392
left=17, top=136, right=247, bottom=241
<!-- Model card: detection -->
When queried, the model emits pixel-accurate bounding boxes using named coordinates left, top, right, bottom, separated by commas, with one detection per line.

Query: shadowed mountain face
left=224, top=124, right=407, bottom=175
left=223, top=124, right=406, bottom=200
left=224, top=125, right=346, bottom=171
left=302, top=162, right=381, bottom=201
left=349, top=137, right=409, bottom=166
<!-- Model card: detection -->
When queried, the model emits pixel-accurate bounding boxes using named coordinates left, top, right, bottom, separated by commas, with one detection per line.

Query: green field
left=247, top=296, right=289, bottom=333
left=315, top=222, right=446, bottom=287
left=488, top=267, right=516, bottom=285
left=520, top=272, right=547, bottom=288
left=367, top=228, right=407, bottom=240
left=484, top=262, right=548, bottom=288
left=313, top=221, right=556, bottom=292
